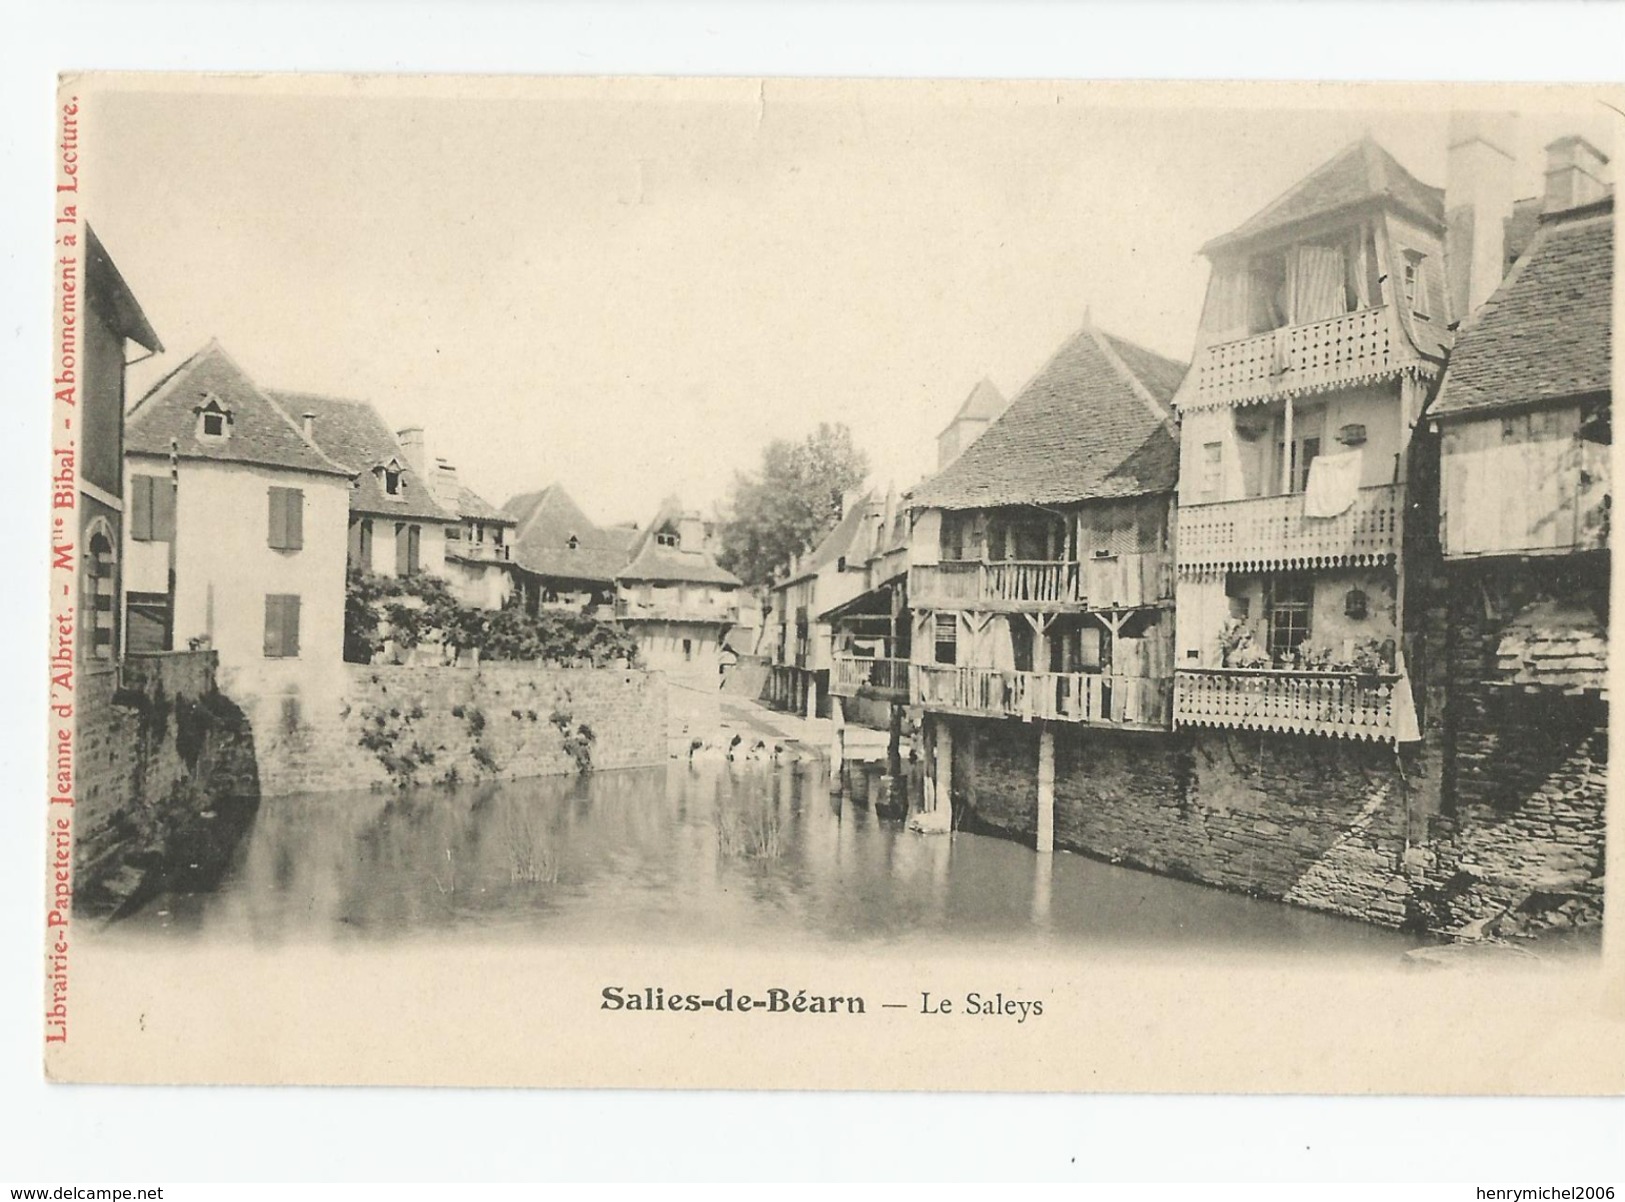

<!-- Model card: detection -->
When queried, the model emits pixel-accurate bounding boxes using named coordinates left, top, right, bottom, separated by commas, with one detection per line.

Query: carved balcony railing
left=912, top=664, right=1171, bottom=729
left=1190, top=306, right=1400, bottom=409
left=831, top=654, right=910, bottom=698
left=1178, top=483, right=1403, bottom=574
left=1173, top=667, right=1399, bottom=742
left=912, top=555, right=1170, bottom=611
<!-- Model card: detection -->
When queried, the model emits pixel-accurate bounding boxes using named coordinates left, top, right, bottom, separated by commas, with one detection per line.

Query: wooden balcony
left=831, top=654, right=909, bottom=699
left=1178, top=484, right=1403, bottom=574
left=911, top=554, right=1170, bottom=612
left=912, top=664, right=1171, bottom=729
left=1189, top=307, right=1399, bottom=409
left=614, top=596, right=740, bottom=624
left=1173, top=667, right=1399, bottom=742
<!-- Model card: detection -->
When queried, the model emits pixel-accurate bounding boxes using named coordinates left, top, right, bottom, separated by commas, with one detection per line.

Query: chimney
left=301, top=411, right=317, bottom=441
left=1544, top=135, right=1610, bottom=214
left=396, top=426, right=426, bottom=477
left=432, top=457, right=461, bottom=514
left=1445, top=112, right=1517, bottom=320
left=677, top=510, right=705, bottom=550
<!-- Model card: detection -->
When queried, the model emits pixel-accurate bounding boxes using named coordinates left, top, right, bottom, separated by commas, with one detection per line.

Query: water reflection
left=124, top=761, right=1426, bottom=959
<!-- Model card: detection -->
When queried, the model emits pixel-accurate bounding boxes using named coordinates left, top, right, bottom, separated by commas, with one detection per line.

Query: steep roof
left=454, top=484, right=514, bottom=524
left=505, top=484, right=630, bottom=584
left=619, top=499, right=743, bottom=587
left=85, top=225, right=162, bottom=353
left=784, top=492, right=877, bottom=583
left=266, top=390, right=453, bottom=521
left=938, top=378, right=1006, bottom=435
left=126, top=342, right=353, bottom=478
left=909, top=323, right=1184, bottom=510
left=1431, top=198, right=1613, bottom=420
left=1203, top=137, right=1445, bottom=256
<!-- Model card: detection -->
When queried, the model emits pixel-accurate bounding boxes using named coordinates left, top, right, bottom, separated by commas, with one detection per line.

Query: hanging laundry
left=1303, top=448, right=1363, bottom=518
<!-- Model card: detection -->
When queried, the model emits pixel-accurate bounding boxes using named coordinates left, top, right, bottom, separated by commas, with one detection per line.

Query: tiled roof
left=619, top=499, right=743, bottom=587
left=267, top=390, right=453, bottom=522
left=1494, top=599, right=1608, bottom=694
left=126, top=342, right=353, bottom=478
left=505, top=484, right=631, bottom=584
left=939, top=378, right=1005, bottom=435
left=908, top=323, right=1184, bottom=510
left=1431, top=199, right=1613, bottom=419
left=455, top=484, right=515, bottom=524
left=1204, top=137, right=1444, bottom=256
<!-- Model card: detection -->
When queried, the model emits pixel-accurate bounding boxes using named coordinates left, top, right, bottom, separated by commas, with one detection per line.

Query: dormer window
left=567, top=534, right=580, bottom=551
left=194, top=395, right=232, bottom=442
left=656, top=531, right=679, bottom=548
left=373, top=458, right=406, bottom=497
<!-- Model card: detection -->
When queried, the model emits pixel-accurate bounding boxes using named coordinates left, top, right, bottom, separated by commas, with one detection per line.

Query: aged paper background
left=42, top=72, right=1625, bottom=1096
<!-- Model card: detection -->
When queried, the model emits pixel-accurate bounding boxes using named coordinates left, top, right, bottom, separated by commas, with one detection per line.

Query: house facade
left=824, top=488, right=913, bottom=726
left=123, top=343, right=354, bottom=712
left=268, top=399, right=458, bottom=585
left=79, top=226, right=163, bottom=669
left=615, top=501, right=742, bottom=680
left=504, top=484, right=631, bottom=615
left=905, top=319, right=1185, bottom=838
left=1423, top=139, right=1611, bottom=923
left=428, top=458, right=517, bottom=610
left=1170, top=138, right=1449, bottom=744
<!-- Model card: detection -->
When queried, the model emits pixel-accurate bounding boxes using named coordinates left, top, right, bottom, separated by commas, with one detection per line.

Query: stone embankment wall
left=74, top=651, right=259, bottom=918
left=250, top=663, right=669, bottom=796
left=945, top=700, right=1603, bottom=934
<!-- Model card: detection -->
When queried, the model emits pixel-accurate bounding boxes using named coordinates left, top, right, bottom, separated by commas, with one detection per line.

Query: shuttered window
left=267, top=487, right=304, bottom=550
left=395, top=523, right=422, bottom=576
left=129, top=475, right=176, bottom=542
left=263, top=594, right=301, bottom=658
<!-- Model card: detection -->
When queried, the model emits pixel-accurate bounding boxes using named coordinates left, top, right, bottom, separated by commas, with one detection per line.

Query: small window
left=933, top=613, right=958, bottom=666
left=682, top=638, right=694, bottom=662
left=267, top=487, right=304, bottom=551
left=129, top=475, right=176, bottom=542
left=1267, top=579, right=1313, bottom=661
left=194, top=397, right=232, bottom=441
left=837, top=555, right=848, bottom=571
left=1200, top=442, right=1222, bottom=502
left=567, top=534, right=580, bottom=550
left=656, top=531, right=679, bottom=548
left=1402, top=250, right=1428, bottom=317
left=384, top=467, right=402, bottom=496
left=263, top=594, right=301, bottom=658
left=446, top=524, right=461, bottom=541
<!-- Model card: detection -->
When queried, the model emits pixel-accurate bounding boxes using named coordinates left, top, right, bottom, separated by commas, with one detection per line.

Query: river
left=119, top=759, right=1430, bottom=960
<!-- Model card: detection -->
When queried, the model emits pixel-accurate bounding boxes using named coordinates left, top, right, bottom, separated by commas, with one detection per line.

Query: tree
left=715, top=422, right=870, bottom=587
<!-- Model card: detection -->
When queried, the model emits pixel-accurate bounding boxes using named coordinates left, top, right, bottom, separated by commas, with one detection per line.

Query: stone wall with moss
left=255, top=663, right=670, bottom=796
left=74, top=651, right=260, bottom=919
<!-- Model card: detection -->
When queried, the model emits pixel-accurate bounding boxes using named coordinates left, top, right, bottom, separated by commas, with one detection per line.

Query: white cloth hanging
left=1303, top=449, right=1364, bottom=518
left=1392, top=649, right=1421, bottom=744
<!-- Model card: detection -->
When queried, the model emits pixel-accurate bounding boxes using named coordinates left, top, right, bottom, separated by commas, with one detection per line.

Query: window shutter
left=153, top=479, right=176, bottom=540
left=283, top=595, right=301, bottom=657
left=264, top=595, right=283, bottom=657
left=268, top=488, right=287, bottom=548
left=408, top=525, right=422, bottom=575
left=286, top=489, right=304, bottom=550
left=395, top=523, right=409, bottom=575
left=130, top=476, right=153, bottom=541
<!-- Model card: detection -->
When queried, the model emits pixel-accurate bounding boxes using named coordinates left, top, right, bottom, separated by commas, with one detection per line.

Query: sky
left=84, top=78, right=1616, bottom=528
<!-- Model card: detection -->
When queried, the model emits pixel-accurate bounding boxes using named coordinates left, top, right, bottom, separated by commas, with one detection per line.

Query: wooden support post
left=1036, top=723, right=1055, bottom=854
left=887, top=702, right=903, bottom=778
left=935, top=717, right=954, bottom=816
left=829, top=696, right=845, bottom=792
left=1280, top=394, right=1296, bottom=496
